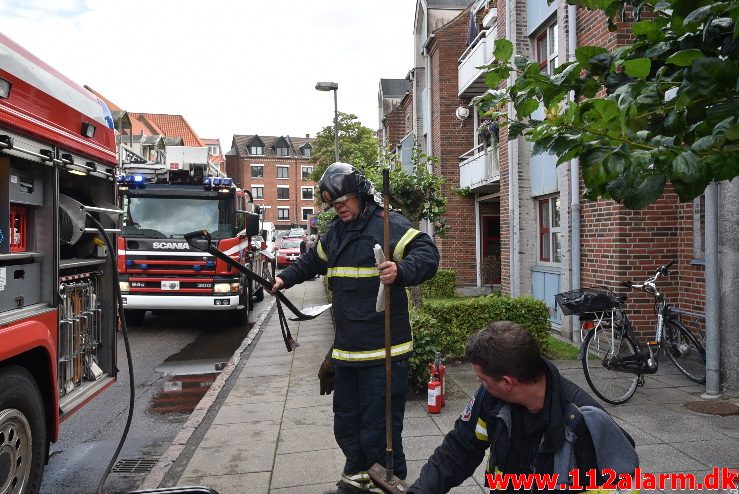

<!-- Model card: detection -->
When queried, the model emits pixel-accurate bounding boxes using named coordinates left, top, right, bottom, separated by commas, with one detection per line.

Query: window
left=277, top=186, right=290, bottom=200
left=208, top=145, right=219, bottom=156
left=302, top=208, right=314, bottom=221
left=251, top=186, right=264, bottom=199
left=302, top=166, right=313, bottom=179
left=538, top=195, right=561, bottom=263
left=249, top=145, right=264, bottom=155
left=301, top=146, right=312, bottom=158
left=693, top=194, right=705, bottom=261
left=251, top=165, right=264, bottom=178
left=535, top=21, right=558, bottom=75
left=275, top=146, right=289, bottom=157
left=302, top=187, right=314, bottom=200
left=277, top=207, right=290, bottom=221
left=277, top=166, right=289, bottom=179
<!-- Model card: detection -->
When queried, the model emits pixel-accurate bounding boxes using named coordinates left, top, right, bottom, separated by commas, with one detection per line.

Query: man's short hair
left=464, top=321, right=545, bottom=383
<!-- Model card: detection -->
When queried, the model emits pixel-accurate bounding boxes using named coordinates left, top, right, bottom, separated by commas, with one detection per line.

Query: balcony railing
left=458, top=25, right=496, bottom=97
left=459, top=143, right=500, bottom=191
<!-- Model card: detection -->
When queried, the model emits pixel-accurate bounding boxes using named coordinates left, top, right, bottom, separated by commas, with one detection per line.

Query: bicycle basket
left=554, top=287, right=619, bottom=316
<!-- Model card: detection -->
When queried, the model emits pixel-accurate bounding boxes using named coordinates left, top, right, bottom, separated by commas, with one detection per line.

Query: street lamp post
left=315, top=81, right=339, bottom=163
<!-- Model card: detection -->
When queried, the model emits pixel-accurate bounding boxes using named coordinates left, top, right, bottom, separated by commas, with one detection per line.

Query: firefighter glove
left=318, top=358, right=335, bottom=395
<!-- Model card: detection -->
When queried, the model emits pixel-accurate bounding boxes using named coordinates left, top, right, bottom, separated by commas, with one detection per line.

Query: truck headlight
left=213, top=283, right=231, bottom=294
left=119, top=281, right=130, bottom=293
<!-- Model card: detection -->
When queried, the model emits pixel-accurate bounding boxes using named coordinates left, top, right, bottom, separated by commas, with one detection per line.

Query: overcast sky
left=1, top=0, right=416, bottom=150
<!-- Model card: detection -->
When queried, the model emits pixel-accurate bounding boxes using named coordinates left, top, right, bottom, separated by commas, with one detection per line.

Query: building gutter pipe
left=506, top=0, right=516, bottom=296
left=568, top=4, right=581, bottom=307
left=703, top=182, right=721, bottom=398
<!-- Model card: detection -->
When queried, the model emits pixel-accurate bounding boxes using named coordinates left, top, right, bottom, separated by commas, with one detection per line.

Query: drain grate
left=111, top=457, right=158, bottom=474
left=684, top=400, right=739, bottom=416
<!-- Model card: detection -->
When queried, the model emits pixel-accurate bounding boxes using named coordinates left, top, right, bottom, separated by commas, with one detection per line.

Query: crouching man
left=407, top=321, right=639, bottom=493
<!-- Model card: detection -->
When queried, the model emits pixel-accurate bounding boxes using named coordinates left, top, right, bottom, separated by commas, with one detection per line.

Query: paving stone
left=270, top=448, right=347, bottom=488
left=198, top=421, right=280, bottom=449
left=403, top=416, right=444, bottom=437
left=179, top=472, right=270, bottom=494
left=183, top=443, right=276, bottom=476
left=629, top=418, right=730, bottom=443
left=635, top=444, right=706, bottom=472
left=275, top=424, right=336, bottom=455
left=671, top=439, right=739, bottom=469
left=281, top=404, right=334, bottom=429
left=402, top=433, right=446, bottom=461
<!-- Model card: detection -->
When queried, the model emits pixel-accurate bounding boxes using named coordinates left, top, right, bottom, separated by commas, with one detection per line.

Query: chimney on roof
left=305, top=134, right=310, bottom=138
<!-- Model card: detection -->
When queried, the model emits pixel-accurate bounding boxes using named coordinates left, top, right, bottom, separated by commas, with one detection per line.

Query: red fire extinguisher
left=428, top=352, right=446, bottom=407
left=427, top=371, right=442, bottom=414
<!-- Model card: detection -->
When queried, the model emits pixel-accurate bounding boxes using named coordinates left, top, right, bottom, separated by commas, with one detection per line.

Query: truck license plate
left=161, top=280, right=180, bottom=291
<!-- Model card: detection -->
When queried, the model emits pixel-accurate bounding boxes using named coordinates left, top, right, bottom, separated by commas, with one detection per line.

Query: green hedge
left=408, top=294, right=551, bottom=392
left=420, top=269, right=456, bottom=299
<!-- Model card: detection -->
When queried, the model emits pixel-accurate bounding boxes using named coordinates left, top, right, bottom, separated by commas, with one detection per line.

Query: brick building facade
left=225, top=134, right=316, bottom=233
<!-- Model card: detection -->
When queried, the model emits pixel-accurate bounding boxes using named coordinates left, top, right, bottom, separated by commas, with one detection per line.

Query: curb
left=137, top=298, right=276, bottom=490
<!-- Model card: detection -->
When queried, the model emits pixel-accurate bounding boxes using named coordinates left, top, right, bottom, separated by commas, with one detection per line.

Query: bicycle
left=555, top=259, right=706, bottom=404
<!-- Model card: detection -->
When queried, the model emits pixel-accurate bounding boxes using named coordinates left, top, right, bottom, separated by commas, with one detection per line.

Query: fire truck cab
left=1, top=34, right=120, bottom=493
left=117, top=147, right=263, bottom=326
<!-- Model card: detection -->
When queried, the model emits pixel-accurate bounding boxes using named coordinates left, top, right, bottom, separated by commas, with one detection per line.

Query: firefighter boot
left=322, top=472, right=383, bottom=493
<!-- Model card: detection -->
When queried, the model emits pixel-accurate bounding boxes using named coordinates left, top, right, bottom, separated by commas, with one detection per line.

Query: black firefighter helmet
left=319, top=162, right=376, bottom=210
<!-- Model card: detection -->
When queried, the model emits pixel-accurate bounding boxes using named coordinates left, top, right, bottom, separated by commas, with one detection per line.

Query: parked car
left=276, top=238, right=302, bottom=268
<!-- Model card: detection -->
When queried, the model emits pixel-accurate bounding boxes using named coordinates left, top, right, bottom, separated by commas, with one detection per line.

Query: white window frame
left=301, top=186, right=314, bottom=201
left=275, top=146, right=289, bottom=157
left=251, top=185, right=264, bottom=200
left=277, top=206, right=290, bottom=221
left=537, top=194, right=561, bottom=264
left=301, top=146, right=312, bottom=158
left=250, top=164, right=264, bottom=179
left=277, top=166, right=289, bottom=179
left=249, top=145, right=264, bottom=155
left=534, top=19, right=559, bottom=76
left=276, top=185, right=290, bottom=200
left=209, top=145, right=219, bottom=156
left=302, top=166, right=313, bottom=179
left=302, top=207, right=314, bottom=221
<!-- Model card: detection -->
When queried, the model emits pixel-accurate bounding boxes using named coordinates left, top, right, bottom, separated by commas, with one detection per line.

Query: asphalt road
left=40, top=296, right=269, bottom=494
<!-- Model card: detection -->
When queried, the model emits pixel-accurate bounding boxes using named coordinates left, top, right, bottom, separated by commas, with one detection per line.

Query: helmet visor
left=322, top=192, right=357, bottom=210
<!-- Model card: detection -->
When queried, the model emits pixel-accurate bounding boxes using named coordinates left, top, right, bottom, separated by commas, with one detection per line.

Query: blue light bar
left=203, top=177, right=213, bottom=189
left=193, top=264, right=201, bottom=271
left=116, top=175, right=126, bottom=183
left=213, top=177, right=223, bottom=187
left=206, top=260, right=215, bottom=268
left=222, top=178, right=233, bottom=187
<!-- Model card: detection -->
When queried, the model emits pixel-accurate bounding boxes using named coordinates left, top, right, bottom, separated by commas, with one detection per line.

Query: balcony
left=459, top=143, right=500, bottom=193
left=458, top=24, right=497, bottom=97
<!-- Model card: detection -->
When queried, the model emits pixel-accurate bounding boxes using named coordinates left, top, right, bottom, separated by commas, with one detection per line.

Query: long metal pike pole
left=383, top=168, right=393, bottom=483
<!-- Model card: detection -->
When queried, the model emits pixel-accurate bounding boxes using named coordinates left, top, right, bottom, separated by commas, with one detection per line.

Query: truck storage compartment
left=0, top=259, right=42, bottom=312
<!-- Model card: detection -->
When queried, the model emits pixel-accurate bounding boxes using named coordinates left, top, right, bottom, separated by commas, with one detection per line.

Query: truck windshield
left=122, top=196, right=234, bottom=239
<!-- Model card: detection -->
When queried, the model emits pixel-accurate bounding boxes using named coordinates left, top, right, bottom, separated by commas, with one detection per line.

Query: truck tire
left=124, top=309, right=146, bottom=326
left=0, top=366, right=47, bottom=494
left=229, top=291, right=250, bottom=327
left=254, top=285, right=264, bottom=302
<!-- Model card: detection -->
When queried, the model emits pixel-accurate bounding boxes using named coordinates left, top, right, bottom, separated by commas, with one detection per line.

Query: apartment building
left=225, top=134, right=316, bottom=233
left=382, top=0, right=739, bottom=392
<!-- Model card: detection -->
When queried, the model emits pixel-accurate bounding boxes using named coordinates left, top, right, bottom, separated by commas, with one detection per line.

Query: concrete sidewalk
left=140, top=278, right=739, bottom=494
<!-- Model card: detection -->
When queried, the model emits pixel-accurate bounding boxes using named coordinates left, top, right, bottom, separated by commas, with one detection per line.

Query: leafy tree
left=478, top=0, right=739, bottom=209
left=309, top=112, right=379, bottom=181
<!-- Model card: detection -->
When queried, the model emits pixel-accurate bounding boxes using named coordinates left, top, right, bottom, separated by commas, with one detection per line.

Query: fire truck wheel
left=254, top=286, right=265, bottom=302
left=229, top=293, right=250, bottom=326
left=124, top=309, right=146, bottom=326
left=0, top=366, right=47, bottom=494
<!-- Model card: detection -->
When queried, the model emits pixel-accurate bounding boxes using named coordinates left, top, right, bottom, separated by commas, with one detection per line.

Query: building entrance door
left=481, top=215, right=501, bottom=285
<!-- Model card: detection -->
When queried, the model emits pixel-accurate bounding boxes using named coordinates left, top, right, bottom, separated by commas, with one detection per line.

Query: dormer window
left=275, top=146, right=289, bottom=157
left=249, top=145, right=264, bottom=155
left=300, top=144, right=312, bottom=158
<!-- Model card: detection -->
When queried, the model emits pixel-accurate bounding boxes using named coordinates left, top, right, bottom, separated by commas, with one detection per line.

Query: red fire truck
left=116, top=147, right=263, bottom=326
left=1, top=34, right=120, bottom=493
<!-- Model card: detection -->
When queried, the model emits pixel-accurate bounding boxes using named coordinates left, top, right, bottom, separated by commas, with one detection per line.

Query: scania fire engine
left=1, top=33, right=120, bottom=493
left=117, top=146, right=263, bottom=326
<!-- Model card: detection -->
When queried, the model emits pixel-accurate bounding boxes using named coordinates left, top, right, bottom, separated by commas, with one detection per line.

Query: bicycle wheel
left=582, top=326, right=640, bottom=404
left=664, top=320, right=706, bottom=384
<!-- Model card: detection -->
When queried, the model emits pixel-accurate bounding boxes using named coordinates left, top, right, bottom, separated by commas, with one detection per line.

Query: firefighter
left=270, top=162, right=439, bottom=493
left=407, top=321, right=639, bottom=494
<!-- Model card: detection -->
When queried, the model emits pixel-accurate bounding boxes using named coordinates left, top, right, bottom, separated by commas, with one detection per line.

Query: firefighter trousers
left=333, top=359, right=409, bottom=480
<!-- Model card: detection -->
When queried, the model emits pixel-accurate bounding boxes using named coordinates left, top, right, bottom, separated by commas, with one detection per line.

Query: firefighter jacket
left=407, top=360, right=638, bottom=493
left=277, top=203, right=439, bottom=366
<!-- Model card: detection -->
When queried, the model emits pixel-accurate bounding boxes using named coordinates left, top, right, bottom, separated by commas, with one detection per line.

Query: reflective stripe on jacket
left=278, top=202, right=439, bottom=366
